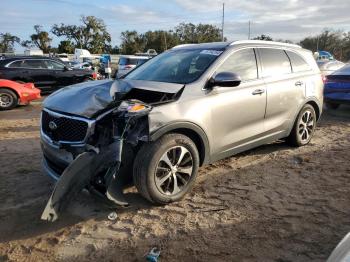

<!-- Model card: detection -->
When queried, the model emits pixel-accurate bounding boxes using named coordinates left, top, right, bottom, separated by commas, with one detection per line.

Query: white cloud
left=174, top=0, right=350, bottom=41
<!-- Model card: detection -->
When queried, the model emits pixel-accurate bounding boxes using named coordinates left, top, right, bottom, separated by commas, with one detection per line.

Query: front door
left=209, top=48, right=267, bottom=157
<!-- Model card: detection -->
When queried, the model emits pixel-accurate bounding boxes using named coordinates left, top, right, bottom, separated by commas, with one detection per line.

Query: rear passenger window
left=22, top=60, right=47, bottom=69
left=286, top=51, right=311, bottom=73
left=259, top=48, right=292, bottom=77
left=216, top=48, right=258, bottom=81
left=8, top=60, right=24, bottom=68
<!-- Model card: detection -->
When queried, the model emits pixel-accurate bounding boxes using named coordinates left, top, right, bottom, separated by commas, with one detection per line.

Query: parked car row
left=0, top=56, right=97, bottom=93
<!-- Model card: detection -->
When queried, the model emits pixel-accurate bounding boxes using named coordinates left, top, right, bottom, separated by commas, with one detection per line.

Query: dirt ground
left=0, top=103, right=349, bottom=262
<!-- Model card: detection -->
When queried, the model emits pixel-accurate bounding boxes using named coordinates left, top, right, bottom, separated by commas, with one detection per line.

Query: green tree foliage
left=252, top=34, right=273, bottom=41
left=0, top=33, right=20, bottom=53
left=21, top=25, right=52, bottom=53
left=52, top=16, right=111, bottom=53
left=175, top=23, right=222, bottom=43
left=58, top=40, right=75, bottom=54
left=299, top=29, right=350, bottom=61
left=119, top=30, right=145, bottom=55
left=119, top=23, right=222, bottom=54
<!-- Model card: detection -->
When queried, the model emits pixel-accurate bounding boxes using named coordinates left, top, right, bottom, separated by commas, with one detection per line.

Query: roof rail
left=171, top=44, right=197, bottom=49
left=230, top=40, right=301, bottom=48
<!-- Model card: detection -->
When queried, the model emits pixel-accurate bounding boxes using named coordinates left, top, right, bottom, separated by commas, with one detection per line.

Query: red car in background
left=0, top=79, right=41, bottom=110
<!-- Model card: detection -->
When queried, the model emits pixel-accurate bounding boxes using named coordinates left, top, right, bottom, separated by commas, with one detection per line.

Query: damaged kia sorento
left=40, top=41, right=323, bottom=221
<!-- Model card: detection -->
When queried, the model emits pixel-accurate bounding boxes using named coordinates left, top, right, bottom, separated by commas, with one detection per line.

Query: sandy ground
left=0, top=103, right=349, bottom=262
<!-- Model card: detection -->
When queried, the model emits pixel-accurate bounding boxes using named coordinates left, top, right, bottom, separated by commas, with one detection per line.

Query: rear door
left=257, top=48, right=305, bottom=135
left=22, top=59, right=55, bottom=91
left=210, top=48, right=267, bottom=156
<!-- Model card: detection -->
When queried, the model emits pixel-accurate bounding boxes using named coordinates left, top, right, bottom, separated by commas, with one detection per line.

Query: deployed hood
left=43, top=79, right=184, bottom=118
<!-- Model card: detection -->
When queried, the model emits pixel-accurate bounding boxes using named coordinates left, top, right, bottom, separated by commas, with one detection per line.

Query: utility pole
left=248, top=20, right=251, bottom=39
left=163, top=31, right=168, bottom=51
left=221, top=3, right=225, bottom=41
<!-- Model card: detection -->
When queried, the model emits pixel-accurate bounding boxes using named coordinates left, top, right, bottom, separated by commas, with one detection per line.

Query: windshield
left=125, top=49, right=222, bottom=84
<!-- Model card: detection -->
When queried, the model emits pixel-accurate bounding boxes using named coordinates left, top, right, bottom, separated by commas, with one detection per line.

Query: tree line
left=1, top=15, right=350, bottom=61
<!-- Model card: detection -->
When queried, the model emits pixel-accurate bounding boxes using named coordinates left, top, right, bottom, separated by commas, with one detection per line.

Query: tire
left=287, top=104, right=317, bottom=147
left=0, top=89, right=18, bottom=110
left=133, top=133, right=200, bottom=204
left=326, top=102, right=340, bottom=110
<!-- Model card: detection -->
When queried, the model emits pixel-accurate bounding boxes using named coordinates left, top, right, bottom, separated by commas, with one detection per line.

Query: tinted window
left=286, top=51, right=311, bottom=73
left=22, top=60, right=47, bottom=69
left=45, top=60, right=65, bottom=70
left=259, top=48, right=292, bottom=77
left=119, top=58, right=138, bottom=65
left=126, top=49, right=221, bottom=84
left=136, top=59, right=149, bottom=66
left=216, top=48, right=258, bottom=81
left=8, top=60, right=24, bottom=68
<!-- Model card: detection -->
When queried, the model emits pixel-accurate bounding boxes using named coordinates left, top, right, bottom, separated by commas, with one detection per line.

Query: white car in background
left=57, top=53, right=70, bottom=62
left=115, top=55, right=150, bottom=78
left=317, top=60, right=345, bottom=76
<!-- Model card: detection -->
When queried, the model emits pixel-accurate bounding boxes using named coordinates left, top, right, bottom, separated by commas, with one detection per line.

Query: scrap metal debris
left=107, top=211, right=118, bottom=221
left=146, top=247, right=161, bottom=262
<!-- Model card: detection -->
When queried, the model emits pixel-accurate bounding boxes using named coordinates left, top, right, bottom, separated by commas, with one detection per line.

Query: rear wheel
left=0, top=89, right=18, bottom=110
left=287, top=104, right=316, bottom=147
left=133, top=134, right=199, bottom=204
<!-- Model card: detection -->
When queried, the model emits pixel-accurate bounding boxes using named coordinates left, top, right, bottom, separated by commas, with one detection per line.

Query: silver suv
left=40, top=40, right=323, bottom=221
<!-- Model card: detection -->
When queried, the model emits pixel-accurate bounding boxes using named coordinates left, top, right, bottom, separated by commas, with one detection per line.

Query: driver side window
left=216, top=48, right=258, bottom=82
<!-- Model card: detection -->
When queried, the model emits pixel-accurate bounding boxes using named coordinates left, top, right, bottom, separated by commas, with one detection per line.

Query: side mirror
left=208, top=72, right=241, bottom=88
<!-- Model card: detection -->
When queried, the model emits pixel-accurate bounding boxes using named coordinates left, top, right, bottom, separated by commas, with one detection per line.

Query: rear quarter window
left=7, top=60, right=24, bottom=68
left=286, top=51, right=312, bottom=73
left=259, top=48, right=292, bottom=77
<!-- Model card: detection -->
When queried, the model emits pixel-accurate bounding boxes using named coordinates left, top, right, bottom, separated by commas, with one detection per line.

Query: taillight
left=322, top=75, right=327, bottom=83
left=124, top=65, right=133, bottom=69
left=92, top=72, right=97, bottom=80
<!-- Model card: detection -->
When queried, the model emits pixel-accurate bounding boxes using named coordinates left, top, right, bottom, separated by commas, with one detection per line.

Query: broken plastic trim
left=41, top=100, right=152, bottom=222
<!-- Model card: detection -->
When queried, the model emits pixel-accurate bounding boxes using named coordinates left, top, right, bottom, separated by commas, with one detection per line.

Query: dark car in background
left=0, top=56, right=97, bottom=93
left=324, top=64, right=350, bottom=109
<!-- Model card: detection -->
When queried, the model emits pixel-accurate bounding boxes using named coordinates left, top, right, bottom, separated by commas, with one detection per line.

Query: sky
left=1, top=0, right=350, bottom=52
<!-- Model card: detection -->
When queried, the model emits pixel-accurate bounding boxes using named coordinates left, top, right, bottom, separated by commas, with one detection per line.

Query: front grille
left=42, top=110, right=89, bottom=142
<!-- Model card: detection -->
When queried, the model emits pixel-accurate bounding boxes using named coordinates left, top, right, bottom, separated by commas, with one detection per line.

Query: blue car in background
left=324, top=64, right=350, bottom=109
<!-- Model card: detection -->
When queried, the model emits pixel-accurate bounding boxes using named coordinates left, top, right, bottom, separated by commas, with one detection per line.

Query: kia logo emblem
left=49, top=121, right=58, bottom=130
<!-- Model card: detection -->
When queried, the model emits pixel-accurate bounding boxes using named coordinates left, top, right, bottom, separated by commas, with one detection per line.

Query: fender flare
left=150, top=121, right=211, bottom=165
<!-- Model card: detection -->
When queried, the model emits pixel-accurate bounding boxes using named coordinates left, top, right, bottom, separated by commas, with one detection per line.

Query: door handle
left=252, top=89, right=265, bottom=95
left=295, top=81, right=303, bottom=86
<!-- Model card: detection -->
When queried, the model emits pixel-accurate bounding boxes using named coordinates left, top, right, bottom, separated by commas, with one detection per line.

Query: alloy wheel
left=0, top=93, right=13, bottom=108
left=155, top=146, right=193, bottom=195
left=298, top=110, right=315, bottom=142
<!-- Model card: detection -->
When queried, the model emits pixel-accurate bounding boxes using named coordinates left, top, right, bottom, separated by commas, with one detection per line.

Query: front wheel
left=287, top=104, right=317, bottom=147
left=133, top=134, right=199, bottom=204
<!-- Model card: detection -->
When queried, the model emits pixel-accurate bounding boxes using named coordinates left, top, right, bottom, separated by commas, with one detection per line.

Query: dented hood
left=43, top=79, right=184, bottom=118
